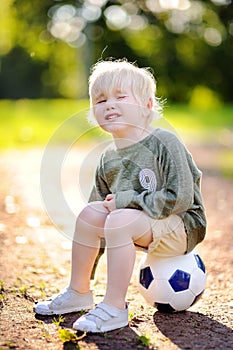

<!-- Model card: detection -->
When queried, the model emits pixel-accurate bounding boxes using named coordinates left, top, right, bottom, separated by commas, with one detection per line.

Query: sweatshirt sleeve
left=115, top=133, right=194, bottom=219
left=88, top=157, right=110, bottom=203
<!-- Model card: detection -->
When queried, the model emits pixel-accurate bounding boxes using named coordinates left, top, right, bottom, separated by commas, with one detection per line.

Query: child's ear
left=142, top=97, right=153, bottom=119
left=147, top=97, right=153, bottom=110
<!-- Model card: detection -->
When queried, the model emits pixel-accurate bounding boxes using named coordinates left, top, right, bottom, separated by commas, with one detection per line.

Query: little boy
left=34, top=59, right=206, bottom=333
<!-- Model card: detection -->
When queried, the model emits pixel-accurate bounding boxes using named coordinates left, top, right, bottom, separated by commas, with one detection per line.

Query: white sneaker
left=33, top=287, right=93, bottom=315
left=73, top=302, right=128, bottom=333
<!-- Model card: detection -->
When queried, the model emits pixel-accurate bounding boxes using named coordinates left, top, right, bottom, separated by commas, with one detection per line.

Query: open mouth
left=105, top=114, right=121, bottom=121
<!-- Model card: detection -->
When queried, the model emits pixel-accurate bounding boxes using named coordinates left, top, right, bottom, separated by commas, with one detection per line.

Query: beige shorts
left=146, top=214, right=187, bottom=258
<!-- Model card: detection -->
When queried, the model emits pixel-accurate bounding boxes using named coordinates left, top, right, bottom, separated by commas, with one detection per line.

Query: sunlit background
left=0, top=0, right=232, bottom=171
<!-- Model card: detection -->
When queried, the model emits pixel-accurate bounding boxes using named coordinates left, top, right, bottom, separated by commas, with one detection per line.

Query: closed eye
left=96, top=99, right=106, bottom=104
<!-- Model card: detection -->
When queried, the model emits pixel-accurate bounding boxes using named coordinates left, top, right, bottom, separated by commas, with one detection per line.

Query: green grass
left=1, top=99, right=90, bottom=149
left=218, top=149, right=233, bottom=179
left=0, top=99, right=232, bottom=149
left=0, top=99, right=232, bottom=178
left=162, top=103, right=233, bottom=144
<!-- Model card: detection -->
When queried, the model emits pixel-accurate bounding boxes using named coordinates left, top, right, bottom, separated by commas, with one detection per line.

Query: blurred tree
left=0, top=0, right=232, bottom=102
left=0, top=0, right=87, bottom=98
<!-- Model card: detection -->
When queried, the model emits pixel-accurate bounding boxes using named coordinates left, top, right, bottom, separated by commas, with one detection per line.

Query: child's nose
left=106, top=104, right=115, bottom=110
left=106, top=99, right=116, bottom=110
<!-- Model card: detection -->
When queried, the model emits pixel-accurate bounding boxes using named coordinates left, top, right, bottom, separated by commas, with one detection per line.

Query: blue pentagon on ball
left=169, top=269, right=191, bottom=292
left=139, top=266, right=154, bottom=289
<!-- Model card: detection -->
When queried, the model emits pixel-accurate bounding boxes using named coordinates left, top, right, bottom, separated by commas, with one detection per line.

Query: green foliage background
left=0, top=1, right=232, bottom=176
left=0, top=0, right=233, bottom=102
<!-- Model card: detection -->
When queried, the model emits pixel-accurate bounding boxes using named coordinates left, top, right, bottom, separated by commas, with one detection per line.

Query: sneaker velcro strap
left=97, top=303, right=121, bottom=317
left=88, top=302, right=120, bottom=321
left=89, top=308, right=110, bottom=321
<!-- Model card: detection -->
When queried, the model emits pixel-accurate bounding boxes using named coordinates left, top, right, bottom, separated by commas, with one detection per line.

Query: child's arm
left=88, top=157, right=111, bottom=203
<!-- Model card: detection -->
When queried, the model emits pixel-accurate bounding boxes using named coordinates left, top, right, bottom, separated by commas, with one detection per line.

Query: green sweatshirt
left=89, top=128, right=207, bottom=253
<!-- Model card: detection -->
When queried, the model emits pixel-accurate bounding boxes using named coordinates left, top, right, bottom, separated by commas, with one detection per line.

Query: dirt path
left=0, top=146, right=232, bottom=350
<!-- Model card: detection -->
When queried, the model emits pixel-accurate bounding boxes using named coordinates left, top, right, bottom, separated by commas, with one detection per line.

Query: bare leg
left=70, top=202, right=109, bottom=294
left=104, top=243, right=136, bottom=309
left=70, top=243, right=99, bottom=294
left=103, top=209, right=152, bottom=309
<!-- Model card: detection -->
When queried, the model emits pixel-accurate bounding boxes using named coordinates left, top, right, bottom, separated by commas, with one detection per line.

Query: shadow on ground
left=153, top=310, right=233, bottom=349
left=36, top=308, right=233, bottom=349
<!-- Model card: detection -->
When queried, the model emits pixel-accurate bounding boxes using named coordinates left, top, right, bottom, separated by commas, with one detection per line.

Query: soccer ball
left=138, top=252, right=206, bottom=312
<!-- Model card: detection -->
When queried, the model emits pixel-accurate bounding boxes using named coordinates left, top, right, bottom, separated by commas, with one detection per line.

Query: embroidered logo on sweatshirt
left=139, top=169, right=157, bottom=191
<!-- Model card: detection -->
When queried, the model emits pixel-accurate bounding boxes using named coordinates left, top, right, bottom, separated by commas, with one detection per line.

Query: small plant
left=128, top=311, right=134, bottom=321
left=0, top=280, right=4, bottom=292
left=52, top=315, right=65, bottom=327
left=19, top=285, right=28, bottom=295
left=58, top=328, right=86, bottom=343
left=39, top=282, right=47, bottom=291
left=137, top=333, right=151, bottom=346
left=79, top=309, right=87, bottom=315
left=38, top=282, right=47, bottom=298
left=0, top=294, right=5, bottom=306
left=43, top=329, right=51, bottom=340
left=103, top=332, right=110, bottom=339
left=3, top=340, right=16, bottom=348
left=18, top=284, right=34, bottom=301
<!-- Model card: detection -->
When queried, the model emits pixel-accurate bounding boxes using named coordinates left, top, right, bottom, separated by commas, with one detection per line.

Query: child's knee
left=104, top=210, right=135, bottom=248
left=104, top=209, right=125, bottom=228
left=73, top=202, right=108, bottom=247
left=104, top=209, right=152, bottom=248
left=76, top=201, right=108, bottom=229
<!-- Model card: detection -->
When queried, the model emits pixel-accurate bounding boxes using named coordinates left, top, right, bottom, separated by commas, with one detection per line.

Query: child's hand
left=103, top=194, right=116, bottom=212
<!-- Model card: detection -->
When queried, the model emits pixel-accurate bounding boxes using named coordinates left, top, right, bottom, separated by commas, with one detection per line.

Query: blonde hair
left=88, top=59, right=162, bottom=124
